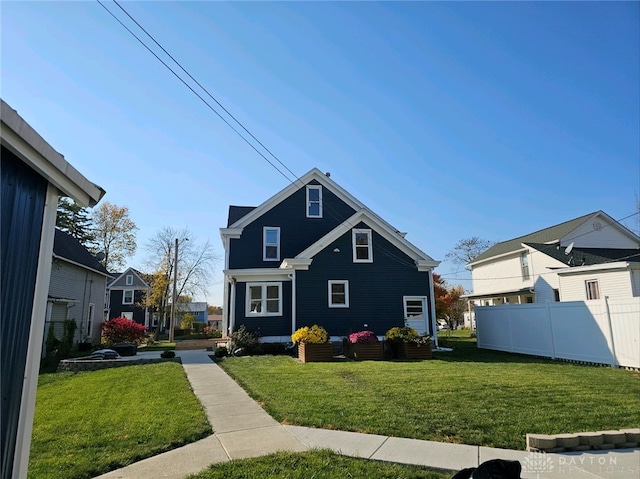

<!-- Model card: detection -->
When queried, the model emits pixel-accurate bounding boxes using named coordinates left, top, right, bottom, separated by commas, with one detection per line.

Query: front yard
left=219, top=334, right=640, bottom=450
left=29, top=363, right=211, bottom=479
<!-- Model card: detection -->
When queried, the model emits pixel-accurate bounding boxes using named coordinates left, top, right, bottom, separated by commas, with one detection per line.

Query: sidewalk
left=95, top=350, right=640, bottom=479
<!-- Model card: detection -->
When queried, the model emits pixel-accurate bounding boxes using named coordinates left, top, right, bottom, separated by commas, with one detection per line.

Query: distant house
left=220, top=168, right=440, bottom=343
left=175, top=301, right=208, bottom=325
left=208, top=314, right=223, bottom=331
left=46, top=229, right=112, bottom=347
left=107, top=267, right=151, bottom=327
left=466, top=211, right=640, bottom=307
left=1, top=99, right=105, bottom=478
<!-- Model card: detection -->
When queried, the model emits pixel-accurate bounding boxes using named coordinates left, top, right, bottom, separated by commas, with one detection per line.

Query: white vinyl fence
left=475, top=298, right=640, bottom=369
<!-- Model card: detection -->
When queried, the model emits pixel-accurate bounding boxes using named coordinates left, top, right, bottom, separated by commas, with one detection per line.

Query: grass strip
left=29, top=362, right=211, bottom=479
left=189, top=449, right=451, bottom=479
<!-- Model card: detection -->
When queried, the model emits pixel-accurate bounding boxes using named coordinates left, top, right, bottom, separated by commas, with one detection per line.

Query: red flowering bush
left=102, top=317, right=146, bottom=345
left=348, top=330, right=379, bottom=344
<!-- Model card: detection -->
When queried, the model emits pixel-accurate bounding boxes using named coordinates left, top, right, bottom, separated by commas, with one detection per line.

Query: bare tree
left=445, top=237, right=495, bottom=268
left=145, top=227, right=218, bottom=337
left=92, top=201, right=138, bottom=271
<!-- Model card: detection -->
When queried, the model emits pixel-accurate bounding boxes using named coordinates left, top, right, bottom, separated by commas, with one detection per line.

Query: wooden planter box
left=343, top=341, right=384, bottom=361
left=395, top=342, right=432, bottom=360
left=298, top=342, right=333, bottom=363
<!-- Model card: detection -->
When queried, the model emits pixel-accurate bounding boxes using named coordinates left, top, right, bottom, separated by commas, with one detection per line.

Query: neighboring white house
left=466, top=211, right=640, bottom=308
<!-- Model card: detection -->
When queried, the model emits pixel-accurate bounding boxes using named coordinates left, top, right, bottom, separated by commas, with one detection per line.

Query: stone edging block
left=527, top=428, right=639, bottom=452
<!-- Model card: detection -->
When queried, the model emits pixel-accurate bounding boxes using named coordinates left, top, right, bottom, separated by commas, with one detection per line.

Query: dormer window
left=263, top=227, right=280, bottom=261
left=306, top=185, right=322, bottom=218
left=352, top=229, right=373, bottom=263
left=125, top=274, right=133, bottom=286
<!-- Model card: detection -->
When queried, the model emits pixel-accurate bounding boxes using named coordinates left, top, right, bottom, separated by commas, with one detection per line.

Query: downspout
left=428, top=269, right=438, bottom=349
left=229, top=278, right=236, bottom=335
left=291, top=271, right=296, bottom=337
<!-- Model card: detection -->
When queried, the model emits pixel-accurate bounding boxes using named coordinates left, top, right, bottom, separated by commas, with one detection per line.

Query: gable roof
left=227, top=206, right=257, bottom=227
left=107, top=267, right=150, bottom=289
left=526, top=243, right=640, bottom=267
left=290, top=209, right=439, bottom=270
left=470, top=211, right=605, bottom=265
left=53, top=229, right=111, bottom=276
left=223, top=168, right=406, bottom=239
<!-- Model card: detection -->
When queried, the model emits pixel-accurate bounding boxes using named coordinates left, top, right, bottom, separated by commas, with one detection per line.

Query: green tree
left=56, top=197, right=96, bottom=247
left=92, top=201, right=138, bottom=272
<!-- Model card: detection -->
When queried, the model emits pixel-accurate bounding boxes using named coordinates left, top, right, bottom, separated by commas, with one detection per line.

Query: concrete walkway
left=95, top=350, right=640, bottom=479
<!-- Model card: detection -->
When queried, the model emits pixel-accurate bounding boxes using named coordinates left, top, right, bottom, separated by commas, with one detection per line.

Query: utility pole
left=169, top=238, right=179, bottom=343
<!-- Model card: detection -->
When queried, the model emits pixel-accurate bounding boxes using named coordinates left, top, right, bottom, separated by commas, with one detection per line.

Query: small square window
left=352, top=229, right=373, bottom=263
left=306, top=185, right=322, bottom=218
left=328, top=280, right=349, bottom=308
left=263, top=227, right=280, bottom=261
left=585, top=280, right=600, bottom=300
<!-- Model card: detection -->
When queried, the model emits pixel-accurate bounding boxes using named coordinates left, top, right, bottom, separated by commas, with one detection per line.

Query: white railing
left=475, top=298, right=640, bottom=368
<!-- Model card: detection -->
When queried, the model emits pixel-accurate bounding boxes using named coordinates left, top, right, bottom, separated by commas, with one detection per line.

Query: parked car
left=437, top=319, right=449, bottom=330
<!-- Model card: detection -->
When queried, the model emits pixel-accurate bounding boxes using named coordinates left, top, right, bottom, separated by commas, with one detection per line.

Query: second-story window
left=306, top=185, right=322, bottom=218
left=125, top=274, right=133, bottom=286
left=352, top=229, right=373, bottom=263
left=123, top=290, right=134, bottom=304
left=263, top=227, right=280, bottom=261
left=520, top=252, right=530, bottom=281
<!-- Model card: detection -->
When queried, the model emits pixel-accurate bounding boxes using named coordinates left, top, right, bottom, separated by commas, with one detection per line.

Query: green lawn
left=188, top=450, right=450, bottom=479
left=29, top=363, right=212, bottom=479
left=219, top=334, right=640, bottom=450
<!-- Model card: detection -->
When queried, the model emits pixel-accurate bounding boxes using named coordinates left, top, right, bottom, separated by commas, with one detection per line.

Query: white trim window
left=263, top=227, right=280, bottom=261
left=352, top=229, right=373, bottom=263
left=122, top=312, right=134, bottom=320
left=520, top=253, right=530, bottom=281
left=328, top=280, right=349, bottom=308
left=125, top=274, right=134, bottom=286
left=585, top=279, right=600, bottom=300
left=306, top=185, right=322, bottom=218
left=123, top=289, right=134, bottom=304
left=86, top=303, right=95, bottom=336
left=403, top=297, right=425, bottom=320
left=246, top=282, right=282, bottom=316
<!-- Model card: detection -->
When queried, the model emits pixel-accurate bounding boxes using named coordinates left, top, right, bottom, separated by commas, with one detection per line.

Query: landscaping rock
left=602, top=431, right=626, bottom=445
left=555, top=434, right=580, bottom=449
left=621, top=428, right=640, bottom=443
left=578, top=432, right=604, bottom=447
left=526, top=434, right=557, bottom=451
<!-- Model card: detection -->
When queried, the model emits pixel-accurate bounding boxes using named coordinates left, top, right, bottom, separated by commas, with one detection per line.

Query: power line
left=109, top=0, right=302, bottom=186
left=96, top=0, right=296, bottom=185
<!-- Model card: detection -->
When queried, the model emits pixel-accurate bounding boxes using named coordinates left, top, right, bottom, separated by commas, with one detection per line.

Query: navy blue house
left=220, top=168, right=440, bottom=344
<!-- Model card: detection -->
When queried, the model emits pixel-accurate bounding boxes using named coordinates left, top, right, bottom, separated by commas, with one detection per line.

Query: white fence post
left=604, top=296, right=618, bottom=368
left=546, top=300, right=556, bottom=359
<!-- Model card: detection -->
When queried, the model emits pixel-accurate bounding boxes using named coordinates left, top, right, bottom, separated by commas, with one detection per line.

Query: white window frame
left=121, top=312, right=134, bottom=320
left=263, top=227, right=281, bottom=261
left=403, top=296, right=425, bottom=320
left=585, top=279, right=600, bottom=300
left=125, top=274, right=133, bottom=286
left=123, top=289, right=134, bottom=305
left=328, top=280, right=349, bottom=308
left=520, top=252, right=530, bottom=281
left=306, top=185, right=323, bottom=218
left=352, top=229, right=373, bottom=263
left=246, top=282, right=283, bottom=316
left=86, top=303, right=95, bottom=336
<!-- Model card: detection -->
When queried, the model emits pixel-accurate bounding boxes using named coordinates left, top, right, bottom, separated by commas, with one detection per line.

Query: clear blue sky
left=3, top=1, right=639, bottom=306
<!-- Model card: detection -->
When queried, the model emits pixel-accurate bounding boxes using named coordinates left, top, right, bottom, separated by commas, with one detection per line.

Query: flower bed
left=299, top=342, right=334, bottom=363
left=344, top=331, right=383, bottom=360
